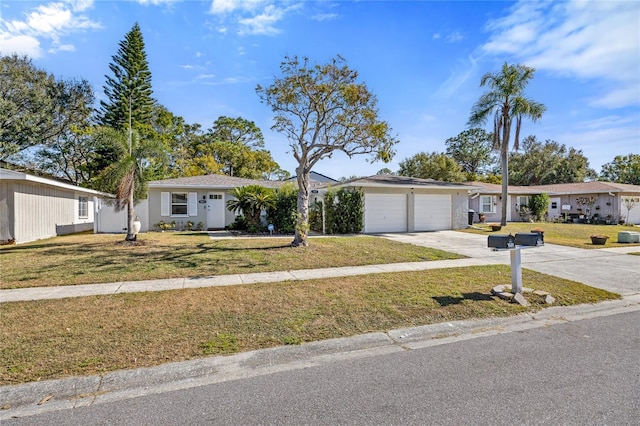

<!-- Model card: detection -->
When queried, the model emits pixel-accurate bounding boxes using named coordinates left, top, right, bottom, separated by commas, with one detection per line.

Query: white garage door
left=414, top=194, right=451, bottom=231
left=364, top=193, right=407, bottom=233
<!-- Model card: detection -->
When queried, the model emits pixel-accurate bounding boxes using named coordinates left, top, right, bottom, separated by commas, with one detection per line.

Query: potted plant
left=590, top=234, right=608, bottom=245
left=478, top=212, right=486, bottom=223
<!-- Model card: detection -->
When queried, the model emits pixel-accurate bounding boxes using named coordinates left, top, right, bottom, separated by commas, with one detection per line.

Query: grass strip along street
left=1, top=265, right=618, bottom=385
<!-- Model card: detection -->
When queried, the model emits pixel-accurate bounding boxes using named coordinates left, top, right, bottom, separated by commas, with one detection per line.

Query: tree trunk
left=125, top=186, right=136, bottom=242
left=291, top=164, right=311, bottom=247
left=500, top=117, right=510, bottom=227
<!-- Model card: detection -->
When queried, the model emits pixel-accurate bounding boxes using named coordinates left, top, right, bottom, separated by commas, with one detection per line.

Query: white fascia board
left=340, top=182, right=479, bottom=190
left=148, top=183, right=233, bottom=190
left=0, top=168, right=108, bottom=196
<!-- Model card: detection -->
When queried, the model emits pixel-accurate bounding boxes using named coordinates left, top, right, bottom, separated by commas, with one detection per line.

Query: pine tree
left=99, top=22, right=154, bottom=130
left=97, top=22, right=156, bottom=242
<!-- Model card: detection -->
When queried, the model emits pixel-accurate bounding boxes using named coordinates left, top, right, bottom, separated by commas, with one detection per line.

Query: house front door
left=206, top=192, right=225, bottom=229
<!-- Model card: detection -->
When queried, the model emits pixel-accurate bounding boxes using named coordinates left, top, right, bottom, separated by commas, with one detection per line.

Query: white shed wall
left=11, top=182, right=94, bottom=244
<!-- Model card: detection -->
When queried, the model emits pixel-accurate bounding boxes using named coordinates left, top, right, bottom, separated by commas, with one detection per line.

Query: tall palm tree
left=94, top=126, right=162, bottom=241
left=468, top=63, right=546, bottom=226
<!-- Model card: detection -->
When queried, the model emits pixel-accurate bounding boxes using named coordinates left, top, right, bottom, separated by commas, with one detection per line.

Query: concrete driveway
left=379, top=231, right=640, bottom=296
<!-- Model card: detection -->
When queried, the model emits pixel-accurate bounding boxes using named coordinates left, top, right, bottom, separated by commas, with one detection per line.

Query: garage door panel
left=415, top=194, right=451, bottom=231
left=365, top=194, right=407, bottom=233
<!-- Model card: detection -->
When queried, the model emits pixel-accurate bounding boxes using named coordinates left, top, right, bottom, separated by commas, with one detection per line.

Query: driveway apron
left=379, top=231, right=640, bottom=296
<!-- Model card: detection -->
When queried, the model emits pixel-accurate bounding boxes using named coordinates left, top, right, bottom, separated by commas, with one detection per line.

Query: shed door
left=547, top=197, right=561, bottom=221
left=414, top=194, right=451, bottom=231
left=364, top=193, right=407, bottom=233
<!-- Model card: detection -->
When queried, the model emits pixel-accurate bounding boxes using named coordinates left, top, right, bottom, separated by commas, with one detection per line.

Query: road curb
left=3, top=295, right=639, bottom=421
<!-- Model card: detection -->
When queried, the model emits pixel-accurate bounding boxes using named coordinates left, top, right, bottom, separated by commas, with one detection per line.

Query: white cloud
left=432, top=33, right=441, bottom=40
left=482, top=0, right=640, bottom=108
left=0, top=34, right=41, bottom=58
left=0, top=1, right=101, bottom=58
left=209, top=0, right=265, bottom=15
left=137, top=0, right=179, bottom=5
left=208, top=0, right=302, bottom=36
left=51, top=43, right=75, bottom=53
left=238, top=4, right=284, bottom=35
left=435, top=55, right=478, bottom=98
left=312, top=13, right=338, bottom=22
left=446, top=31, right=463, bottom=43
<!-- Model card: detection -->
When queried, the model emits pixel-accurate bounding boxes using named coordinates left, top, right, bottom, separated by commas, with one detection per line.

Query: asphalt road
left=5, top=311, right=639, bottom=426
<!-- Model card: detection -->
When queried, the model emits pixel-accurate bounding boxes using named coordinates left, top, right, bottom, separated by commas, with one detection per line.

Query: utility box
left=488, top=234, right=516, bottom=249
left=618, top=231, right=640, bottom=243
left=515, top=232, right=544, bottom=246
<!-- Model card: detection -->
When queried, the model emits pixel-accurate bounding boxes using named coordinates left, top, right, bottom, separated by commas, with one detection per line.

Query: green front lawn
left=462, top=223, right=640, bottom=248
left=0, top=232, right=463, bottom=289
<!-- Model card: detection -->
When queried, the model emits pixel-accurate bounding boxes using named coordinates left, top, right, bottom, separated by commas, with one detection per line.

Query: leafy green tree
left=93, top=127, right=164, bottom=241
left=445, top=128, right=493, bottom=178
left=167, top=116, right=282, bottom=180
left=226, top=185, right=276, bottom=231
left=468, top=63, right=546, bottom=226
left=267, top=183, right=298, bottom=233
left=377, top=168, right=395, bottom=175
left=398, top=152, right=465, bottom=182
left=35, top=126, right=100, bottom=186
left=1, top=54, right=94, bottom=159
left=600, top=154, right=640, bottom=185
left=508, top=136, right=597, bottom=185
left=208, top=116, right=265, bottom=149
left=528, top=193, right=550, bottom=222
left=98, top=22, right=154, bottom=130
left=256, top=55, right=397, bottom=246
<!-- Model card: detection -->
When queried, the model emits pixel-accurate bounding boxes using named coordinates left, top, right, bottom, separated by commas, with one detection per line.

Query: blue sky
left=1, top=0, right=639, bottom=179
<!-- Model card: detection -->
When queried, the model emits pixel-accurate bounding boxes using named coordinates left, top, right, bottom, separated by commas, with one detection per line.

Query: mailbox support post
left=510, top=247, right=523, bottom=294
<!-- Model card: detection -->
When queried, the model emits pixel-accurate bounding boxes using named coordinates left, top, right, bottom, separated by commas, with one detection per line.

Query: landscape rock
left=512, top=292, right=529, bottom=306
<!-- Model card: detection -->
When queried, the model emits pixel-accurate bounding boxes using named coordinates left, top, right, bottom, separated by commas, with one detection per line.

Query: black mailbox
left=488, top=234, right=515, bottom=249
left=514, top=232, right=544, bottom=246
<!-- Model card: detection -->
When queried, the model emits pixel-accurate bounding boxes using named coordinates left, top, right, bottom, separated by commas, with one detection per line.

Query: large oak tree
left=600, top=154, right=640, bottom=185
left=508, top=136, right=596, bottom=185
left=256, top=55, right=397, bottom=246
left=398, top=152, right=465, bottom=182
left=1, top=54, right=94, bottom=160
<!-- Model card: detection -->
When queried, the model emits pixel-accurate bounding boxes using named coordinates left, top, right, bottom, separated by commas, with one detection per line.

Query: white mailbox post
left=488, top=232, right=544, bottom=294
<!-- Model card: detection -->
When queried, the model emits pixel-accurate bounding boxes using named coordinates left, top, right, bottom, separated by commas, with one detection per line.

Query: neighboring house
left=323, top=174, right=476, bottom=233
left=0, top=167, right=104, bottom=244
left=467, top=181, right=540, bottom=223
left=286, top=171, right=339, bottom=187
left=468, top=181, right=640, bottom=224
